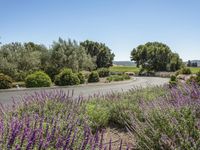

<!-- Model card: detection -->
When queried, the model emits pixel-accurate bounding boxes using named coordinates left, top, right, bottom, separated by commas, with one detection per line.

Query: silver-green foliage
left=51, top=38, right=95, bottom=72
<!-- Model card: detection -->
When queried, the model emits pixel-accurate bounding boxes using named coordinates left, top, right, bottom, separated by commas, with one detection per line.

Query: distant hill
left=113, top=61, right=136, bottom=66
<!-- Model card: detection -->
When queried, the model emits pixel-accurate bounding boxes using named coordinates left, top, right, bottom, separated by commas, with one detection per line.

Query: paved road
left=0, top=77, right=169, bottom=105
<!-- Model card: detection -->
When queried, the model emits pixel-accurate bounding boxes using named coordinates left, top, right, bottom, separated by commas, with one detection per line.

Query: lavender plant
left=0, top=90, right=128, bottom=149
left=128, top=83, right=200, bottom=150
left=1, top=82, right=193, bottom=149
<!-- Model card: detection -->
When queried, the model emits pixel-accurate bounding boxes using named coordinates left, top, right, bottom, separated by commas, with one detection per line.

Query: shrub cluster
left=3, top=78, right=195, bottom=149
left=84, top=87, right=166, bottom=130
left=88, top=71, right=100, bottom=83
left=178, top=67, right=192, bottom=75
left=77, top=72, right=85, bottom=84
left=85, top=102, right=110, bottom=131
left=0, top=73, right=13, bottom=89
left=107, top=74, right=130, bottom=82
left=187, top=70, right=200, bottom=85
left=0, top=39, right=115, bottom=81
left=25, top=71, right=52, bottom=88
left=169, top=75, right=177, bottom=85
left=97, top=68, right=110, bottom=77
left=55, top=68, right=80, bottom=86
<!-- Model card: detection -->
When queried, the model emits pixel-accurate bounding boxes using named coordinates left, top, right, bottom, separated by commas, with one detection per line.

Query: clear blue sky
left=0, top=0, right=200, bottom=61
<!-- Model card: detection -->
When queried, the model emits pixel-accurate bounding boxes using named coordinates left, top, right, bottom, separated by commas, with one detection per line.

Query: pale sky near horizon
left=0, top=0, right=200, bottom=61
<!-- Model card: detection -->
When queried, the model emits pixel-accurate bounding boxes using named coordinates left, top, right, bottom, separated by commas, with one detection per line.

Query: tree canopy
left=0, top=38, right=114, bottom=81
left=80, top=40, right=115, bottom=68
left=50, top=38, right=95, bottom=72
left=0, top=42, right=48, bottom=81
left=131, top=42, right=183, bottom=72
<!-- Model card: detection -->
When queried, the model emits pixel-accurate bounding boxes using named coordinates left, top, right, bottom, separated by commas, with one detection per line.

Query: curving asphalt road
left=0, top=77, right=169, bottom=105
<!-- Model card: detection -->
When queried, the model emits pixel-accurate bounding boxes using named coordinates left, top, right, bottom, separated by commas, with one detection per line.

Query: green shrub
left=44, top=65, right=60, bottom=81
left=106, top=76, right=113, bottom=82
left=113, top=75, right=124, bottom=81
left=88, top=71, right=99, bottom=83
left=107, top=74, right=130, bottom=82
left=80, top=71, right=90, bottom=79
left=55, top=68, right=80, bottom=86
left=123, top=74, right=131, bottom=80
left=71, top=74, right=80, bottom=85
left=77, top=72, right=85, bottom=84
left=197, top=70, right=200, bottom=77
left=186, top=76, right=197, bottom=85
left=175, top=70, right=180, bottom=76
left=97, top=68, right=110, bottom=77
left=25, top=71, right=52, bottom=88
left=15, top=71, right=29, bottom=81
left=170, top=75, right=177, bottom=81
left=0, top=73, right=13, bottom=89
left=180, top=67, right=192, bottom=75
left=169, top=75, right=177, bottom=85
left=187, top=71, right=200, bottom=85
left=108, top=100, right=138, bottom=128
left=85, top=102, right=110, bottom=131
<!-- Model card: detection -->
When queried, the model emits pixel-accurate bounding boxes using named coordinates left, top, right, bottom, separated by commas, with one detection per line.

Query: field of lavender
left=0, top=82, right=200, bottom=149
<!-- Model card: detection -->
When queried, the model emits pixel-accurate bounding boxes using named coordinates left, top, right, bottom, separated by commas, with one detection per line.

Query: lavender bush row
left=128, top=83, right=200, bottom=150
left=0, top=115, right=126, bottom=149
left=0, top=90, right=129, bottom=149
left=1, top=83, right=194, bottom=149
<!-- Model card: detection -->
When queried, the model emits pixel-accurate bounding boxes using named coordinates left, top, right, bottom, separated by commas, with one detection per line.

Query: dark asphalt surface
left=0, top=77, right=169, bottom=105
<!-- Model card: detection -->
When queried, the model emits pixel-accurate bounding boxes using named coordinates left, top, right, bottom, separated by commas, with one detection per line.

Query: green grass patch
left=189, top=67, right=200, bottom=74
left=110, top=66, right=140, bottom=74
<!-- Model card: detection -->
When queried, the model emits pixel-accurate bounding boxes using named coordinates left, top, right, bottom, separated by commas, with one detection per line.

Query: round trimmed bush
left=55, top=68, right=80, bottom=86
left=25, top=71, right=52, bottom=88
left=169, top=75, right=177, bottom=85
left=77, top=72, right=85, bottom=84
left=88, top=71, right=100, bottom=83
left=122, top=74, right=131, bottom=80
left=97, top=68, right=110, bottom=77
left=71, top=74, right=80, bottom=85
left=180, top=67, right=192, bottom=75
left=0, top=73, right=13, bottom=89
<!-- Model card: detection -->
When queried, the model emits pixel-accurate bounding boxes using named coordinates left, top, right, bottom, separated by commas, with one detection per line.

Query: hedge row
left=25, top=68, right=100, bottom=88
left=0, top=68, right=122, bottom=88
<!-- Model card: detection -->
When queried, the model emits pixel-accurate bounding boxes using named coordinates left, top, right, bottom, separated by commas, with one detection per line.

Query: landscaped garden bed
left=1, top=80, right=200, bottom=149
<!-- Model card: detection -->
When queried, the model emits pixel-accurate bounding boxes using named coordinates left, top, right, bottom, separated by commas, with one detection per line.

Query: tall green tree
left=131, top=42, right=183, bottom=72
left=80, top=40, right=115, bottom=68
left=50, top=38, right=95, bottom=73
left=0, top=42, right=49, bottom=81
